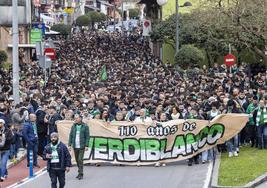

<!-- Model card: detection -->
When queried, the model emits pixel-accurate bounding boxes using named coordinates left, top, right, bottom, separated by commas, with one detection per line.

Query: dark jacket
left=68, top=123, right=89, bottom=149
left=22, top=121, right=38, bottom=145
left=43, top=141, right=71, bottom=172
left=0, top=127, right=13, bottom=151
left=36, top=108, right=48, bottom=136
left=0, top=112, right=9, bottom=128
left=48, top=113, right=62, bottom=135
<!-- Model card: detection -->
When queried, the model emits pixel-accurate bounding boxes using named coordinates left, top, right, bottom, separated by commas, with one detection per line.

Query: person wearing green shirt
left=68, top=114, right=89, bottom=180
left=253, top=100, right=267, bottom=149
left=246, top=96, right=258, bottom=147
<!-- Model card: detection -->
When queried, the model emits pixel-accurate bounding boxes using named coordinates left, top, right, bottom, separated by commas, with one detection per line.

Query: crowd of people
left=0, top=30, right=267, bottom=182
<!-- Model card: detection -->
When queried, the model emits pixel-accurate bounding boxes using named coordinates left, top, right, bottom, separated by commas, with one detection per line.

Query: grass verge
left=218, top=146, right=267, bottom=186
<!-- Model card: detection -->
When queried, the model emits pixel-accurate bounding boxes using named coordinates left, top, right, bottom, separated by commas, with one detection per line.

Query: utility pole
left=175, top=0, right=179, bottom=55
left=113, top=2, right=116, bottom=31
left=12, top=0, right=20, bottom=104
left=121, top=0, right=123, bottom=31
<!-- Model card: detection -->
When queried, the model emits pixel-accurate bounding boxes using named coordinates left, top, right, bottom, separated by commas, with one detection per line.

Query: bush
left=51, top=24, right=72, bottom=35
left=0, top=50, right=8, bottom=64
left=175, top=45, right=205, bottom=69
left=129, top=8, right=140, bottom=19
left=76, top=15, right=90, bottom=27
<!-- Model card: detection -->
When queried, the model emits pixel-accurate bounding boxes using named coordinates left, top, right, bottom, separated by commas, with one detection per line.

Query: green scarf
left=256, top=107, right=267, bottom=126
left=50, top=141, right=60, bottom=163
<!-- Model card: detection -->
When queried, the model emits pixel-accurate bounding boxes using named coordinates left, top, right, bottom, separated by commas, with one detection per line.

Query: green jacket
left=68, top=123, right=89, bottom=149
left=246, top=103, right=256, bottom=125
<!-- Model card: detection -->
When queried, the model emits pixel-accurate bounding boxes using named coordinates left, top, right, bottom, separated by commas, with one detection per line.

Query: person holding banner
left=68, top=114, right=89, bottom=180
left=43, top=132, right=71, bottom=188
left=187, top=108, right=201, bottom=166
left=226, top=100, right=241, bottom=157
left=134, top=109, right=152, bottom=123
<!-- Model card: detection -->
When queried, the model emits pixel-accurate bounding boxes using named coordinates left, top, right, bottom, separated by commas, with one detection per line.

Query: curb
left=7, top=151, right=27, bottom=169
left=211, top=153, right=267, bottom=188
left=7, top=167, right=47, bottom=188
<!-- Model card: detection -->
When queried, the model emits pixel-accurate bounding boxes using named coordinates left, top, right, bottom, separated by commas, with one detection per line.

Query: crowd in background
left=0, top=31, right=267, bottom=180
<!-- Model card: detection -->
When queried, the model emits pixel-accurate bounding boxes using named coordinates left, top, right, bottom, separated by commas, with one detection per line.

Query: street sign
left=30, top=29, right=42, bottom=44
left=64, top=7, right=74, bottom=14
left=39, top=56, right=52, bottom=69
left=224, top=54, right=236, bottom=66
left=35, top=41, right=44, bottom=58
left=142, top=20, right=151, bottom=36
left=44, top=48, right=56, bottom=60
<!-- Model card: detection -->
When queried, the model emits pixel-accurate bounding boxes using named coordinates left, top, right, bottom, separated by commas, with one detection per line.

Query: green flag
left=100, top=64, right=107, bottom=81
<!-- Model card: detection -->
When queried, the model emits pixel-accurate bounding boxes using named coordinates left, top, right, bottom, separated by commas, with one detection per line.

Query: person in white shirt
left=134, top=109, right=152, bottom=123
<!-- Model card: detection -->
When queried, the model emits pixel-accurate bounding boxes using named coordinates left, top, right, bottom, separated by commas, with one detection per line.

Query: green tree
left=86, top=11, right=106, bottom=29
left=152, top=0, right=267, bottom=65
left=0, top=50, right=8, bottom=64
left=129, top=8, right=140, bottom=19
left=51, top=24, right=72, bottom=35
left=87, top=11, right=106, bottom=23
left=76, top=15, right=90, bottom=27
left=175, top=45, right=205, bottom=69
left=206, top=0, right=267, bottom=65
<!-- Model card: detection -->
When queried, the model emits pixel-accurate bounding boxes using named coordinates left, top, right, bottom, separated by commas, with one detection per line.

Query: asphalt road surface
left=255, top=181, right=267, bottom=188
left=16, top=161, right=212, bottom=188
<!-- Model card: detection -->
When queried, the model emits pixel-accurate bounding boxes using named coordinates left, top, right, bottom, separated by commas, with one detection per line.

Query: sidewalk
left=1, top=151, right=46, bottom=188
left=7, top=149, right=27, bottom=169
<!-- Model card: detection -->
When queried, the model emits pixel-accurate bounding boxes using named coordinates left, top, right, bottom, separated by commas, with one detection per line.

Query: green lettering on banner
left=160, top=139, right=171, bottom=159
left=207, top=124, right=224, bottom=144
left=123, top=138, right=140, bottom=162
left=185, top=133, right=198, bottom=154
left=198, top=127, right=209, bottom=148
left=172, top=135, right=186, bottom=158
left=84, top=137, right=95, bottom=160
left=108, top=138, right=124, bottom=161
left=94, top=137, right=108, bottom=160
left=145, top=139, right=160, bottom=161
left=140, top=139, right=146, bottom=160
left=87, top=124, right=225, bottom=162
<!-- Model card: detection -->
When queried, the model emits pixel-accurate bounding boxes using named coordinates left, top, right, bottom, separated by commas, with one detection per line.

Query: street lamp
left=175, top=1, right=192, bottom=54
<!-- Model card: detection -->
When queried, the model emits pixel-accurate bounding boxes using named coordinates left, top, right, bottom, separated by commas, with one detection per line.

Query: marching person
left=43, top=132, right=71, bottom=188
left=0, top=119, right=13, bottom=182
left=44, top=106, right=62, bottom=136
left=23, top=114, right=40, bottom=168
left=68, top=113, right=89, bottom=180
left=253, top=100, right=267, bottom=149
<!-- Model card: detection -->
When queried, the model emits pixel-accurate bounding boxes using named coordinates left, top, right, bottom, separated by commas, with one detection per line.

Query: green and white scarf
left=50, top=141, right=60, bottom=163
left=256, top=107, right=267, bottom=126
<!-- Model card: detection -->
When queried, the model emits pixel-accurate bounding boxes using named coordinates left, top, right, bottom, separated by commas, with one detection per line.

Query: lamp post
left=12, top=0, right=20, bottom=104
left=175, top=1, right=192, bottom=55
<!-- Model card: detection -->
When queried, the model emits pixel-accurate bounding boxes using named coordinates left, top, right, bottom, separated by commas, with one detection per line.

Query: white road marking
left=203, top=161, right=213, bottom=188
left=7, top=168, right=47, bottom=188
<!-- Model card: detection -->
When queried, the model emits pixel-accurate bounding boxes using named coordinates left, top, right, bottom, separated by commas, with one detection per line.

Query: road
left=15, top=161, right=212, bottom=188
left=256, top=181, right=267, bottom=188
